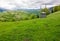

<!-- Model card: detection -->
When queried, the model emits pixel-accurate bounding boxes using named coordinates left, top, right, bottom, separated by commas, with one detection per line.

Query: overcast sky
left=0, top=0, right=60, bottom=9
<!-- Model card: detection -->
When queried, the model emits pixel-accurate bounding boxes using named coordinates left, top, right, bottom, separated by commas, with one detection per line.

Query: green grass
left=0, top=11, right=60, bottom=41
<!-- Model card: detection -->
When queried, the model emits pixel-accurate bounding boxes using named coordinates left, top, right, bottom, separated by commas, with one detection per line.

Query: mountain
left=13, top=8, right=40, bottom=15
left=0, top=8, right=7, bottom=12
left=0, top=7, right=40, bottom=15
left=19, top=9, right=40, bottom=15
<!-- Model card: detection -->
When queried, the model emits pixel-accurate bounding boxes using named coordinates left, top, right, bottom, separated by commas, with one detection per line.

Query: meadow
left=0, top=11, right=60, bottom=41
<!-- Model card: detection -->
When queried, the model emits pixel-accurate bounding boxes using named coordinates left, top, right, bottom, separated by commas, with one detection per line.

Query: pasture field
left=0, top=11, right=60, bottom=41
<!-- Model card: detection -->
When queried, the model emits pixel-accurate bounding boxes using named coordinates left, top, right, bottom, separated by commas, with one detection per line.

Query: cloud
left=0, top=0, right=16, bottom=9
left=0, top=0, right=60, bottom=9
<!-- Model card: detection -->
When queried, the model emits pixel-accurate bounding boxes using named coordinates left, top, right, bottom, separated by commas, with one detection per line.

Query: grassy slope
left=0, top=11, right=60, bottom=41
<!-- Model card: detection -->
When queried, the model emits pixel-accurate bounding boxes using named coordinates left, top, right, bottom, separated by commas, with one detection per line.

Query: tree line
left=40, top=5, right=60, bottom=15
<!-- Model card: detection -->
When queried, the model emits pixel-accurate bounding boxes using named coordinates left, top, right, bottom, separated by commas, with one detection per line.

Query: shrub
left=29, top=14, right=37, bottom=19
left=22, top=17, right=29, bottom=20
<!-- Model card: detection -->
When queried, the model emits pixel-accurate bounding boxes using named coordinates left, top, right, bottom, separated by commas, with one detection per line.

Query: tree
left=52, top=5, right=60, bottom=13
left=58, top=5, right=60, bottom=11
left=41, top=8, right=50, bottom=15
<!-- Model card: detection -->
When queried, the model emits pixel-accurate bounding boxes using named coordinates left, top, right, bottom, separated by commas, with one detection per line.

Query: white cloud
left=0, top=0, right=16, bottom=9
left=0, top=0, right=60, bottom=9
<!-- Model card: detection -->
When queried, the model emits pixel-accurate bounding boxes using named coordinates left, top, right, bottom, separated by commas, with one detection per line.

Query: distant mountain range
left=0, top=8, right=7, bottom=12
left=0, top=7, right=53, bottom=15
left=0, top=8, right=40, bottom=15
left=17, top=9, right=40, bottom=15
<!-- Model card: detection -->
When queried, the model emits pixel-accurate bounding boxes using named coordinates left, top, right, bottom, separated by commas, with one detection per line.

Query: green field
left=0, top=11, right=60, bottom=41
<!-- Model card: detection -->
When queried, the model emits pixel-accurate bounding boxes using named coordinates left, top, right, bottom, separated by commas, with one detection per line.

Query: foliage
left=52, top=5, right=60, bottom=13
left=29, top=14, right=37, bottom=19
left=41, top=8, right=50, bottom=15
left=0, top=11, right=38, bottom=22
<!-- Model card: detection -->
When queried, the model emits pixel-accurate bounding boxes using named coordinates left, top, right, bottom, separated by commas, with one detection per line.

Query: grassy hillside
left=0, top=11, right=60, bottom=41
left=0, top=11, right=38, bottom=22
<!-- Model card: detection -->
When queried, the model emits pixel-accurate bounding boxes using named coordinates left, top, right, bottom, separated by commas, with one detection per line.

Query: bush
left=29, top=14, right=37, bottom=19
left=22, top=17, right=29, bottom=20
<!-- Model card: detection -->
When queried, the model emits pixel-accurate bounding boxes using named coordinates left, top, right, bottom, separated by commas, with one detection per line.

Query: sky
left=0, top=0, right=60, bottom=9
